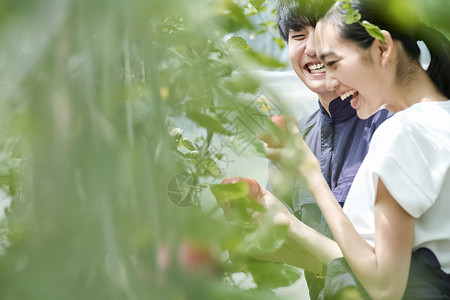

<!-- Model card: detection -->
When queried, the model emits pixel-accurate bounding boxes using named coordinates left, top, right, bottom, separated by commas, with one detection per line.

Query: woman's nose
left=326, top=75, right=339, bottom=92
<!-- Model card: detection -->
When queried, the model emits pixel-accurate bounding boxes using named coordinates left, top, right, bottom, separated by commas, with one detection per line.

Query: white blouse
left=344, top=101, right=450, bottom=273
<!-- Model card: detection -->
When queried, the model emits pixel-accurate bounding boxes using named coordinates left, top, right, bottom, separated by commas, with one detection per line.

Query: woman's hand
left=260, top=115, right=322, bottom=190
left=219, top=177, right=342, bottom=273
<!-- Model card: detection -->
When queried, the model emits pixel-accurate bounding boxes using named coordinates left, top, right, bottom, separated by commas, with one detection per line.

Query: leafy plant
left=0, top=0, right=447, bottom=299
left=340, top=0, right=385, bottom=42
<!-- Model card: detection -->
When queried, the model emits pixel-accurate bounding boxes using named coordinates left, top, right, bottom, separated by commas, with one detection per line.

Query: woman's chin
left=352, top=94, right=371, bottom=119
left=356, top=110, right=370, bottom=119
left=356, top=108, right=378, bottom=120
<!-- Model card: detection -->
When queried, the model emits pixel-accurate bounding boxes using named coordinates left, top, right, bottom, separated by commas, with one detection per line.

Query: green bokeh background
left=0, top=0, right=447, bottom=299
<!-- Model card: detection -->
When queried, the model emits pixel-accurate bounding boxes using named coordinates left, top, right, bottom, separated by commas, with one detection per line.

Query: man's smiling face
left=288, top=25, right=335, bottom=99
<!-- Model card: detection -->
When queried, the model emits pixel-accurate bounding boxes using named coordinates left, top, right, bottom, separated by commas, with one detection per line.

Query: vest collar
left=319, top=97, right=356, bottom=122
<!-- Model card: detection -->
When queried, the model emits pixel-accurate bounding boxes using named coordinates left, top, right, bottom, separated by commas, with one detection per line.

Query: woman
left=221, top=0, right=449, bottom=298
left=260, top=0, right=450, bottom=299
left=293, top=0, right=450, bottom=298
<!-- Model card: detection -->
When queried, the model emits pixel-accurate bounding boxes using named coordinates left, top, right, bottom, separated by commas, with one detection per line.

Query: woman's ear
left=379, top=30, right=394, bottom=68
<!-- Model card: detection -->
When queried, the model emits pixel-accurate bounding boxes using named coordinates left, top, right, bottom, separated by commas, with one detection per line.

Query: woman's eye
left=326, top=61, right=337, bottom=68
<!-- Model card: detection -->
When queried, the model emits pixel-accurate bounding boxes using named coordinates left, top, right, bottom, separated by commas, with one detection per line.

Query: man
left=266, top=0, right=391, bottom=298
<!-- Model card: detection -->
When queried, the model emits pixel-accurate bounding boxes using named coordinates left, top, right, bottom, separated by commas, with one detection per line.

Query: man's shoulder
left=365, top=108, right=392, bottom=125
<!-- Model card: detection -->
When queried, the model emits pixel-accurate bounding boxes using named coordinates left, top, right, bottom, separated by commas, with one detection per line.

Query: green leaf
left=341, top=0, right=360, bottom=24
left=255, top=28, right=268, bottom=36
left=211, top=182, right=258, bottom=225
left=212, top=14, right=246, bottom=33
left=250, top=0, right=265, bottom=10
left=184, top=151, right=199, bottom=159
left=202, top=157, right=221, bottom=176
left=345, top=9, right=361, bottom=24
left=342, top=2, right=351, bottom=9
left=210, top=182, right=266, bottom=211
left=247, top=261, right=302, bottom=289
left=273, top=37, right=286, bottom=49
left=181, top=138, right=196, bottom=151
left=176, top=137, right=183, bottom=148
left=241, top=222, right=288, bottom=255
left=224, top=0, right=254, bottom=30
left=210, top=181, right=249, bottom=202
left=226, top=36, right=252, bottom=50
left=222, top=74, right=259, bottom=93
left=185, top=110, right=232, bottom=135
left=362, top=20, right=385, bottom=42
left=259, top=21, right=276, bottom=28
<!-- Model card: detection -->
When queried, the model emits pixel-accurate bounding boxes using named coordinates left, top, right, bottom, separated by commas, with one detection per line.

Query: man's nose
left=305, top=36, right=316, bottom=56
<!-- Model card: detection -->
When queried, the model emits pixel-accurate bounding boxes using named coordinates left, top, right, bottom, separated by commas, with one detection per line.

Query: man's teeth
left=340, top=89, right=356, bottom=101
left=307, top=63, right=326, bottom=74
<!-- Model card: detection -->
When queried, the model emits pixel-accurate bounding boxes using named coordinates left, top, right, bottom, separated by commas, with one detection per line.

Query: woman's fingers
left=264, top=145, right=290, bottom=162
left=258, top=131, right=283, bottom=148
left=258, top=114, right=300, bottom=148
left=271, top=114, right=299, bottom=131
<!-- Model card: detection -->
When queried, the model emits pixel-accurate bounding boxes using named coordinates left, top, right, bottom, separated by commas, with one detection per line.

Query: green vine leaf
left=202, top=157, right=221, bottom=176
left=341, top=0, right=361, bottom=24
left=345, top=8, right=361, bottom=24
left=273, top=37, right=285, bottom=49
left=340, top=0, right=385, bottom=42
left=180, top=138, right=196, bottom=151
left=185, top=110, right=232, bottom=135
left=361, top=20, right=385, bottom=42
left=247, top=261, right=302, bottom=289
left=210, top=182, right=267, bottom=212
left=241, top=223, right=288, bottom=255
left=211, top=182, right=248, bottom=202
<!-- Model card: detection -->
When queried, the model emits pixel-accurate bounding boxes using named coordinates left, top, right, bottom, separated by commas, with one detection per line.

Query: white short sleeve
left=369, top=103, right=450, bottom=218
left=344, top=101, right=450, bottom=272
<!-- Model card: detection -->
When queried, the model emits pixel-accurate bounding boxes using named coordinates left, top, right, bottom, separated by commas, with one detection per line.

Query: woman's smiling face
left=315, top=21, right=387, bottom=119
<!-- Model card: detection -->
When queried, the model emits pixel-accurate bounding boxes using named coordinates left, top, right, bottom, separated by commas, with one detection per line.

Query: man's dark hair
left=276, top=0, right=335, bottom=42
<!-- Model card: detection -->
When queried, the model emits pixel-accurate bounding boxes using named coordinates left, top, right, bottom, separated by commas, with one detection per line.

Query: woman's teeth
left=340, top=89, right=356, bottom=101
left=307, top=63, right=326, bottom=74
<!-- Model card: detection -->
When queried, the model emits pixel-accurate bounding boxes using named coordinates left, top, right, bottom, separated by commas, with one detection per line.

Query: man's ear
left=379, top=30, right=394, bottom=68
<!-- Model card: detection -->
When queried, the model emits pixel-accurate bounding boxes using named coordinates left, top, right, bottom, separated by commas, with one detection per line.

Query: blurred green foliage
left=0, top=0, right=447, bottom=299
left=0, top=0, right=294, bottom=299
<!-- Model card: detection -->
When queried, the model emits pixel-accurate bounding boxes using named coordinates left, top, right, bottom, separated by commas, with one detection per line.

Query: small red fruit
left=259, top=115, right=299, bottom=148
left=221, top=177, right=261, bottom=201
left=270, top=114, right=299, bottom=130
left=178, top=240, right=219, bottom=275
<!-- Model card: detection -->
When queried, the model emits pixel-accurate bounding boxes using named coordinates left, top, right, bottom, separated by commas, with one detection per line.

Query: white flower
left=170, top=128, right=183, bottom=136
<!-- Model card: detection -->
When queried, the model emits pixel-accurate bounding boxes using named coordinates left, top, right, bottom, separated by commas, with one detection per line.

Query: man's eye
left=292, top=35, right=305, bottom=40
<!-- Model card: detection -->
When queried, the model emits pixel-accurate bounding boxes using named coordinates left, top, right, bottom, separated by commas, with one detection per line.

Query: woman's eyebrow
left=319, top=51, right=335, bottom=61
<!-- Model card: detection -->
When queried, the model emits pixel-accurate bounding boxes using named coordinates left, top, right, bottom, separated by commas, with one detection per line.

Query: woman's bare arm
left=266, top=126, right=415, bottom=299
left=249, top=189, right=343, bottom=274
